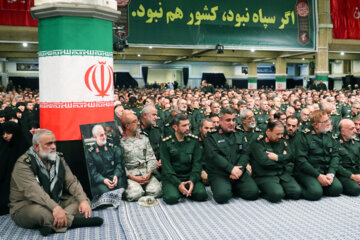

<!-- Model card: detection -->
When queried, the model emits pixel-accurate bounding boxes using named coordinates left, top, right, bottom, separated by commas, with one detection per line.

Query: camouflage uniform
left=120, top=133, right=162, bottom=201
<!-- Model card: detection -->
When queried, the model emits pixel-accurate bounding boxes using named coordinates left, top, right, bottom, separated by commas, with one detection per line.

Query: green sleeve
left=328, top=138, right=340, bottom=174
left=295, top=133, right=320, bottom=178
left=337, top=165, right=353, bottom=178
left=277, top=141, right=293, bottom=163
left=204, top=135, right=234, bottom=174
left=250, top=140, right=282, bottom=169
left=189, top=140, right=202, bottom=183
left=160, top=141, right=181, bottom=187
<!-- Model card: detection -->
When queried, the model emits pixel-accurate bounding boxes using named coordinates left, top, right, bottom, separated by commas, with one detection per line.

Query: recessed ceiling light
left=302, top=58, right=305, bottom=60
left=137, top=54, right=141, bottom=57
left=149, top=46, right=153, bottom=49
left=22, top=42, right=28, bottom=47
left=250, top=49, right=255, bottom=52
left=340, top=52, right=345, bottom=55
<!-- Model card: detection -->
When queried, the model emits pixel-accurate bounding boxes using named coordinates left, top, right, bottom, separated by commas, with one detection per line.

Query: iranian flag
left=38, top=17, right=114, bottom=141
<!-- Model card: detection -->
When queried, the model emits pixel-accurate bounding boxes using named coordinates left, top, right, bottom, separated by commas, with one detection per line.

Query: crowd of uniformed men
left=1, top=79, right=360, bottom=234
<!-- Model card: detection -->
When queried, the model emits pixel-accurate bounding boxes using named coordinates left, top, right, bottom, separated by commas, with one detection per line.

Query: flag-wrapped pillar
left=31, top=1, right=119, bottom=196
left=248, top=63, right=258, bottom=89
left=31, top=2, right=119, bottom=141
left=275, top=57, right=287, bottom=90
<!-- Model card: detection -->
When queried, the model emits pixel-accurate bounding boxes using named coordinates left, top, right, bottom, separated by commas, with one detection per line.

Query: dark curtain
left=114, top=72, right=138, bottom=89
left=10, top=77, right=39, bottom=90
left=286, top=79, right=303, bottom=89
left=257, top=79, right=275, bottom=90
left=202, top=73, right=226, bottom=88
left=232, top=79, right=248, bottom=89
left=142, top=67, right=148, bottom=85
left=183, top=68, right=189, bottom=87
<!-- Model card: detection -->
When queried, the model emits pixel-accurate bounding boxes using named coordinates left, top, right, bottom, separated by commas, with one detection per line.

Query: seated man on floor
left=120, top=112, right=162, bottom=201
left=204, top=108, right=259, bottom=204
left=9, top=129, right=103, bottom=236
left=250, top=121, right=301, bottom=202
left=86, top=125, right=126, bottom=198
left=337, top=119, right=360, bottom=196
left=295, top=110, right=343, bottom=201
left=160, top=114, right=208, bottom=204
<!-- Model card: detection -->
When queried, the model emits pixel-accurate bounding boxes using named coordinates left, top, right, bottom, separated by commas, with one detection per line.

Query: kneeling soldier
left=160, top=114, right=208, bottom=204
left=337, top=119, right=360, bottom=196
left=250, top=121, right=301, bottom=202
left=204, top=108, right=259, bottom=204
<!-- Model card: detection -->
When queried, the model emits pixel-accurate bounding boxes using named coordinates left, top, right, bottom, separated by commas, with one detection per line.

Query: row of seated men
left=1, top=105, right=359, bottom=237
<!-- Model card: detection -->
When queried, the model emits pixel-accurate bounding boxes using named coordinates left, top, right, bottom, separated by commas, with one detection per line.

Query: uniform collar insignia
left=219, top=129, right=223, bottom=134
left=265, top=137, right=269, bottom=143
left=286, top=135, right=289, bottom=139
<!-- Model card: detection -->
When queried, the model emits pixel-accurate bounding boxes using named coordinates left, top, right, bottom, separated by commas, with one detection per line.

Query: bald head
left=339, top=119, right=357, bottom=141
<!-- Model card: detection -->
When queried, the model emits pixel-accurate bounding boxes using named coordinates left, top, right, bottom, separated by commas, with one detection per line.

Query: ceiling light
left=137, top=54, right=141, bottom=57
left=250, top=49, right=255, bottom=52
left=302, top=58, right=305, bottom=60
left=149, top=46, right=153, bottom=49
left=22, top=42, right=28, bottom=47
left=340, top=52, right=345, bottom=55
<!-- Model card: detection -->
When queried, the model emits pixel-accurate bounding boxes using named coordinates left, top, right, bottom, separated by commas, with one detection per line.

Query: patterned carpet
left=1, top=189, right=360, bottom=240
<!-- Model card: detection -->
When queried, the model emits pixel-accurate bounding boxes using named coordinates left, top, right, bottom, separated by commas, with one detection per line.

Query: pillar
left=31, top=1, right=120, bottom=141
left=315, top=0, right=331, bottom=86
left=275, top=57, right=287, bottom=90
left=248, top=62, right=258, bottom=89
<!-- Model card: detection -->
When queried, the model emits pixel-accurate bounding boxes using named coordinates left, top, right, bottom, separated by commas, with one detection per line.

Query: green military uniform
left=337, top=136, right=360, bottom=196
left=204, top=128, right=259, bottom=204
left=295, top=127, right=343, bottom=200
left=255, top=113, right=269, bottom=132
left=250, top=134, right=301, bottom=202
left=86, top=142, right=127, bottom=197
left=160, top=133, right=208, bottom=204
left=10, top=150, right=89, bottom=233
left=341, top=104, right=352, bottom=117
left=299, top=121, right=311, bottom=131
left=330, top=113, right=342, bottom=130
left=309, top=83, right=317, bottom=90
left=317, top=82, right=327, bottom=91
left=140, top=121, right=163, bottom=160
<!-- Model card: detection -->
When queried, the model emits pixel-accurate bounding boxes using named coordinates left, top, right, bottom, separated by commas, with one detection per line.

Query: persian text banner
left=127, top=0, right=316, bottom=50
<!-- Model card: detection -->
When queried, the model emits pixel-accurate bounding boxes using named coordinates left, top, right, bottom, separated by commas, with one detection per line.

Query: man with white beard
left=337, top=119, right=360, bottom=196
left=86, top=125, right=126, bottom=198
left=295, top=110, right=343, bottom=201
left=9, top=129, right=103, bottom=236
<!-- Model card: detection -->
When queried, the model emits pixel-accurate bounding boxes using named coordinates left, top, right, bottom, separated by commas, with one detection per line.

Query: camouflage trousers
left=123, top=176, right=162, bottom=202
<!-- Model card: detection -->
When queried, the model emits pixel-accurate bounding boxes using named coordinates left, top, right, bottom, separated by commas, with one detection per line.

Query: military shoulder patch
left=302, top=128, right=311, bottom=134
left=165, top=123, right=170, bottom=127
left=109, top=143, right=114, bottom=147
left=332, top=133, right=338, bottom=140
left=24, top=156, right=31, bottom=164
left=188, top=134, right=199, bottom=139
left=284, top=141, right=288, bottom=147
left=162, top=135, right=172, bottom=142
left=257, top=134, right=264, bottom=141
left=236, top=125, right=243, bottom=131
left=88, top=146, right=94, bottom=152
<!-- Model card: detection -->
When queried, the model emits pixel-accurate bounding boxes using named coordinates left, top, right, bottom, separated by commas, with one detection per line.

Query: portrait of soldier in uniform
left=80, top=122, right=127, bottom=208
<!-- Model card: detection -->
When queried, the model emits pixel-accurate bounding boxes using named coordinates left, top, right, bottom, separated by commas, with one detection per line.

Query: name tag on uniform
left=218, top=139, right=225, bottom=143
